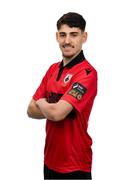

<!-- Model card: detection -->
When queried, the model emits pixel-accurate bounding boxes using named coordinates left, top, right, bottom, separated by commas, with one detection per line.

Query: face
left=56, top=24, right=87, bottom=60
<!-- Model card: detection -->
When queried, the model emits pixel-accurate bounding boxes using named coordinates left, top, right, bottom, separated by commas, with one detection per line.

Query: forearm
left=36, top=98, right=58, bottom=121
left=36, top=98, right=73, bottom=121
left=27, top=99, right=45, bottom=119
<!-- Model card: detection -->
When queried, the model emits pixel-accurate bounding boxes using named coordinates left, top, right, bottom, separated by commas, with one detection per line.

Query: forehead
left=58, top=24, right=81, bottom=33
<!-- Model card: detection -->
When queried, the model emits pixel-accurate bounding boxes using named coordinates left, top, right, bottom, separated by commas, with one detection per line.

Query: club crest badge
left=64, top=74, right=72, bottom=84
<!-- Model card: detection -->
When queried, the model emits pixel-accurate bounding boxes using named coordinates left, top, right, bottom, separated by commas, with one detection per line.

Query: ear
left=56, top=32, right=59, bottom=42
left=82, top=32, right=88, bottom=43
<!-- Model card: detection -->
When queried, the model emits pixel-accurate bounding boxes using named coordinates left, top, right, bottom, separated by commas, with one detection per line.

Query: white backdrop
left=0, top=0, right=125, bottom=179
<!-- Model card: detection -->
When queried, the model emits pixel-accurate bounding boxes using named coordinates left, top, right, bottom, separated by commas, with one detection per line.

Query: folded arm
left=27, top=99, right=45, bottom=119
left=36, top=98, right=73, bottom=122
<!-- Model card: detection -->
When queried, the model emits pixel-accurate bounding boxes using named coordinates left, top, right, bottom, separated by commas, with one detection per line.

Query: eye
left=70, top=33, right=78, bottom=37
left=59, top=33, right=66, bottom=38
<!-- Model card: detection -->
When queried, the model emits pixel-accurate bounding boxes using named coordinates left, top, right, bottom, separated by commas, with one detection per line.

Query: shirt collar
left=59, top=50, right=85, bottom=69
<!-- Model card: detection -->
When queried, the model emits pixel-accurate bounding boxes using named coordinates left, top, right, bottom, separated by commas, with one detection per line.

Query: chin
left=63, top=52, right=75, bottom=59
left=63, top=55, right=74, bottom=59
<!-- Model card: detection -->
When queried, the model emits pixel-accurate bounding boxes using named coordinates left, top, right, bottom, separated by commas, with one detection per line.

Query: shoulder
left=73, top=59, right=97, bottom=80
left=47, top=61, right=60, bottom=73
left=83, top=60, right=97, bottom=78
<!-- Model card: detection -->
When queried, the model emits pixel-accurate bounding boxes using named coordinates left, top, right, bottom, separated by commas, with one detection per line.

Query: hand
left=36, top=98, right=47, bottom=111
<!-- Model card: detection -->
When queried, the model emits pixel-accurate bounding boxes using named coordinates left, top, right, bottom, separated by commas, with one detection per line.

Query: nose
left=64, top=35, right=71, bottom=44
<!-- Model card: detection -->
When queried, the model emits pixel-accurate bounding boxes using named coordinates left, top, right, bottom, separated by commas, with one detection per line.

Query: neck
left=63, top=50, right=81, bottom=66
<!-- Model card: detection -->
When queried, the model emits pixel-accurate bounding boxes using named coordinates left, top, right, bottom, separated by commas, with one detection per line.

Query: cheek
left=74, top=40, right=82, bottom=48
left=58, top=40, right=65, bottom=47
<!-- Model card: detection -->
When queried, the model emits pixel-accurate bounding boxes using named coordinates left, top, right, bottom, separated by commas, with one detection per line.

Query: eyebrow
left=59, top=32, right=79, bottom=35
left=70, top=32, right=79, bottom=35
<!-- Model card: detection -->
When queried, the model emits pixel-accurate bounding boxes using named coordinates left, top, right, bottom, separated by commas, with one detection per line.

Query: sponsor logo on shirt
left=68, top=82, right=87, bottom=100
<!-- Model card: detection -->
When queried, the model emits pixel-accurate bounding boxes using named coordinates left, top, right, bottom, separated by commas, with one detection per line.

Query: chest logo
left=64, top=74, right=72, bottom=84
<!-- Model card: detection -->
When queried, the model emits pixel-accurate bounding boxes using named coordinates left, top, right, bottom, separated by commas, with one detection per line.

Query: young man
left=27, top=12, right=97, bottom=179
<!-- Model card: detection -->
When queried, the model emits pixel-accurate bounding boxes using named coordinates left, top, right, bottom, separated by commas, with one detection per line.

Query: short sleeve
left=33, top=64, right=55, bottom=101
left=33, top=75, right=47, bottom=101
left=61, top=69, right=97, bottom=113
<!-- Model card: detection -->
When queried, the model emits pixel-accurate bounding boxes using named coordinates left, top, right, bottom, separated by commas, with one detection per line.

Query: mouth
left=62, top=44, right=74, bottom=49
